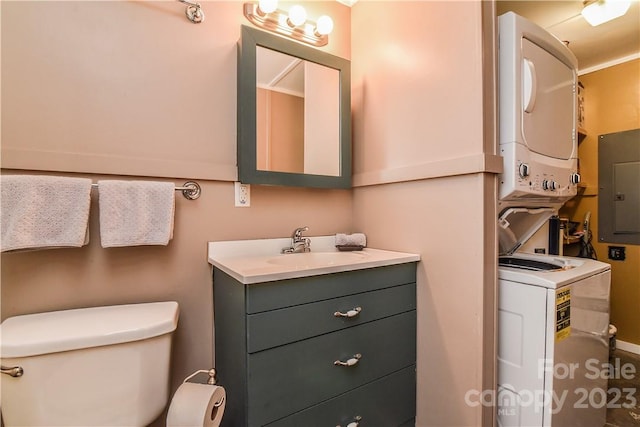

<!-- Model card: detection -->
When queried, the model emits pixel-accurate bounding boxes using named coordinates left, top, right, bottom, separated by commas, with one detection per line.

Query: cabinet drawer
left=247, top=283, right=416, bottom=353
left=247, top=311, right=416, bottom=426
left=246, top=263, right=416, bottom=314
left=265, top=365, right=416, bottom=427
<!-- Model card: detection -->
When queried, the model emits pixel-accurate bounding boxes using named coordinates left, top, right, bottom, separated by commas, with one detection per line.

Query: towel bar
left=91, top=181, right=201, bottom=200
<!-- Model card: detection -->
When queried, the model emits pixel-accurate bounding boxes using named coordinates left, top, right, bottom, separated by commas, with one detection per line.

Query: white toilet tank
left=0, top=301, right=179, bottom=427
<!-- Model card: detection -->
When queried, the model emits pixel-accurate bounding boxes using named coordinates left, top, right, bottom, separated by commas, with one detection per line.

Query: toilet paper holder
left=167, top=368, right=226, bottom=426
left=183, top=369, right=218, bottom=386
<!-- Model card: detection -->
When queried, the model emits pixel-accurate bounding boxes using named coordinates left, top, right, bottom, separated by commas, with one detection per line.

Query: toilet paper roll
left=166, top=383, right=226, bottom=427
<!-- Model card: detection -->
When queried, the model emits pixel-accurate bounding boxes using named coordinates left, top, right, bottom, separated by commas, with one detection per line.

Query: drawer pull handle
left=336, top=415, right=362, bottom=427
left=334, top=307, right=362, bottom=318
left=334, top=353, right=362, bottom=367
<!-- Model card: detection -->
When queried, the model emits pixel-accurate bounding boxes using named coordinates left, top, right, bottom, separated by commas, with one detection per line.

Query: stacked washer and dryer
left=496, top=12, right=611, bottom=427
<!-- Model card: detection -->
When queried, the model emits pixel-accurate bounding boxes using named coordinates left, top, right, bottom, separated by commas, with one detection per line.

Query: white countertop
left=208, top=236, right=420, bottom=284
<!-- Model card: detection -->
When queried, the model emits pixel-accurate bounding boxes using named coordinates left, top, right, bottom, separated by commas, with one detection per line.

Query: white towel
left=335, top=233, right=367, bottom=247
left=1, top=175, right=92, bottom=252
left=98, top=180, right=175, bottom=248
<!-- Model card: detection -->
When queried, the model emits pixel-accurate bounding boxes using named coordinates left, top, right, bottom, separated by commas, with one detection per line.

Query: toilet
left=0, top=301, right=179, bottom=427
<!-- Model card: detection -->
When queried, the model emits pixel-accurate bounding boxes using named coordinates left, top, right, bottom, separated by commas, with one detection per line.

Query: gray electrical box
left=598, top=128, right=640, bottom=245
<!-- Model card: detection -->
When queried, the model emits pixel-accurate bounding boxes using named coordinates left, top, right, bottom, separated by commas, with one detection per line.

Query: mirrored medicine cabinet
left=237, top=25, right=351, bottom=188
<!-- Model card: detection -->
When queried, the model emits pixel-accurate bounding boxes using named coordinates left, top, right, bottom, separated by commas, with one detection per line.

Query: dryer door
left=521, top=38, right=576, bottom=160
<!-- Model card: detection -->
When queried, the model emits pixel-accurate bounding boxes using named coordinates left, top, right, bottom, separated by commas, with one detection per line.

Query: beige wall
left=353, top=175, right=497, bottom=426
left=351, top=1, right=498, bottom=425
left=2, top=1, right=502, bottom=426
left=1, top=2, right=353, bottom=425
left=1, top=1, right=350, bottom=180
left=1, top=173, right=353, bottom=378
left=256, top=88, right=305, bottom=173
left=561, top=59, right=640, bottom=346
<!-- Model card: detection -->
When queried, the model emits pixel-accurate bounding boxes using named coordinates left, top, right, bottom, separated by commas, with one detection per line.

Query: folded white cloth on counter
left=335, top=233, right=367, bottom=247
left=1, top=175, right=92, bottom=252
left=98, top=180, right=175, bottom=248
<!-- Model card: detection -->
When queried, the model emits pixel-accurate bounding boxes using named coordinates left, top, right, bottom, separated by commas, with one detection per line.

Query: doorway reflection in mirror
left=256, top=46, right=340, bottom=176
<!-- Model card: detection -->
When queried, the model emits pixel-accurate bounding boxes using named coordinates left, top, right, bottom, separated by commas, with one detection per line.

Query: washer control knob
left=518, top=163, right=530, bottom=178
left=550, top=181, right=558, bottom=191
left=570, top=173, right=581, bottom=185
left=542, top=180, right=550, bottom=190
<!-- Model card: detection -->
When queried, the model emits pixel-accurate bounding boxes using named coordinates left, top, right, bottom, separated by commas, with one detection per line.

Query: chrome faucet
left=282, top=226, right=311, bottom=254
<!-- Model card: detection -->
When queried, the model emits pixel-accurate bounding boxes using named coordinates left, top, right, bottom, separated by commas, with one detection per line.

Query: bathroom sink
left=266, top=251, right=369, bottom=269
left=208, top=236, right=420, bottom=284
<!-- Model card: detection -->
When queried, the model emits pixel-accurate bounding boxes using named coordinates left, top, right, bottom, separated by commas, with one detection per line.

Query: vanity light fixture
left=287, top=5, right=308, bottom=27
left=581, top=0, right=631, bottom=26
left=243, top=1, right=334, bottom=47
left=315, top=15, right=334, bottom=36
left=257, top=0, right=278, bottom=14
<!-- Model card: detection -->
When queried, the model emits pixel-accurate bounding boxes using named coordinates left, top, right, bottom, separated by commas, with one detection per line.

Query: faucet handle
left=292, top=226, right=309, bottom=240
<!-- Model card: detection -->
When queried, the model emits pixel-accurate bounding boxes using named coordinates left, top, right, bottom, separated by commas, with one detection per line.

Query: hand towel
left=335, top=233, right=367, bottom=248
left=1, top=175, right=92, bottom=252
left=98, top=180, right=175, bottom=248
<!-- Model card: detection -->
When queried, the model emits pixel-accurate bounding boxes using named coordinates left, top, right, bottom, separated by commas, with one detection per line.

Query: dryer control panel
left=500, top=142, right=579, bottom=201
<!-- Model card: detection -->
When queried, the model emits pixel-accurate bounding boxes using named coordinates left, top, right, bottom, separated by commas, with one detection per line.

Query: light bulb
left=287, top=5, right=307, bottom=27
left=315, top=15, right=334, bottom=35
left=257, top=0, right=278, bottom=15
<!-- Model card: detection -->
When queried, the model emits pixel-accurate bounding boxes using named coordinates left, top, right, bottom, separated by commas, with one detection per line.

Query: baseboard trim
left=616, top=339, right=640, bottom=355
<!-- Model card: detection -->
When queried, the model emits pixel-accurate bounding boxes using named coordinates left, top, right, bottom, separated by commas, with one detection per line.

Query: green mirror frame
left=237, top=25, right=351, bottom=189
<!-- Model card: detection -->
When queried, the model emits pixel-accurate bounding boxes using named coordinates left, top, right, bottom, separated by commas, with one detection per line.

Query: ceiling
left=256, top=46, right=304, bottom=96
left=497, top=1, right=640, bottom=73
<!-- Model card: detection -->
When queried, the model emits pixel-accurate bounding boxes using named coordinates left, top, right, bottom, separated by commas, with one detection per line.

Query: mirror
left=256, top=47, right=341, bottom=177
left=238, top=25, right=351, bottom=188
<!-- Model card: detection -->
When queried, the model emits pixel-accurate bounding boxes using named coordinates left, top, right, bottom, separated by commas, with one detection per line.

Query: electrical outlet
left=608, top=246, right=626, bottom=261
left=234, top=182, right=250, bottom=207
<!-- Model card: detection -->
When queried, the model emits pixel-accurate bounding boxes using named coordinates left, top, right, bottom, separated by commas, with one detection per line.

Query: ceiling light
left=581, top=0, right=631, bottom=26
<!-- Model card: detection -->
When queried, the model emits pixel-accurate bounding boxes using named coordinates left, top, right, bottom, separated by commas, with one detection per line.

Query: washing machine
left=497, top=208, right=611, bottom=427
left=496, top=12, right=612, bottom=426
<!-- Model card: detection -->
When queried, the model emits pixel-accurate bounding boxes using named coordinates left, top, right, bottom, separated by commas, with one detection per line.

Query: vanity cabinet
left=213, top=262, right=417, bottom=427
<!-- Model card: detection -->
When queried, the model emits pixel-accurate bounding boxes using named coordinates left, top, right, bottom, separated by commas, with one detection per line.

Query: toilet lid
left=0, top=301, right=179, bottom=358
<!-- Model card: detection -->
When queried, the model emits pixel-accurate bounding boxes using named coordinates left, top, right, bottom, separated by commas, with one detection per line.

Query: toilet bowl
left=0, top=301, right=179, bottom=427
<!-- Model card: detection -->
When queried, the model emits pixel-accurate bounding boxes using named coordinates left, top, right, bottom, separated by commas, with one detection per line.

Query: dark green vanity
left=213, top=262, right=417, bottom=427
